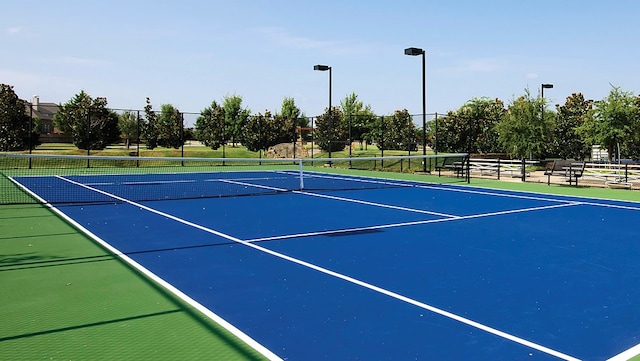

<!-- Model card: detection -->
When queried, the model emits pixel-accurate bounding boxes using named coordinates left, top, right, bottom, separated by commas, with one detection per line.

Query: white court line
left=302, top=170, right=640, bottom=212
left=246, top=202, right=580, bottom=243
left=222, top=179, right=459, bottom=218
left=606, top=342, right=640, bottom=361
left=298, top=171, right=418, bottom=189
left=296, top=173, right=592, bottom=203
left=295, top=190, right=459, bottom=218
left=54, top=175, right=582, bottom=361
left=206, top=176, right=291, bottom=182
left=218, top=179, right=289, bottom=191
left=299, top=171, right=579, bottom=205
left=49, top=176, right=283, bottom=361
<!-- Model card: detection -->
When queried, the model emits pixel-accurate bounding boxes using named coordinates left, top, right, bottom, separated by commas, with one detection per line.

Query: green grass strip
left=0, top=204, right=268, bottom=361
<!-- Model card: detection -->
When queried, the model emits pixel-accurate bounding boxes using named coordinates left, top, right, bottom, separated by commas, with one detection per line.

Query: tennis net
left=0, top=153, right=469, bottom=205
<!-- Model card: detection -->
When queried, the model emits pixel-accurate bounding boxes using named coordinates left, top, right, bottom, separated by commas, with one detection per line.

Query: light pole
left=541, top=83, right=554, bottom=144
left=523, top=83, right=553, bottom=182
left=404, top=47, right=427, bottom=172
left=314, top=64, right=332, bottom=161
left=541, top=83, right=553, bottom=103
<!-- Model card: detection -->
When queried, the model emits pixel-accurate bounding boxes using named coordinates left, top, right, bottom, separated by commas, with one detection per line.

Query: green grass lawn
left=0, top=204, right=268, bottom=360
left=30, top=142, right=420, bottom=159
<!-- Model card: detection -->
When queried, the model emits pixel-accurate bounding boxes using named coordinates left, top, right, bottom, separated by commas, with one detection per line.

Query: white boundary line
left=12, top=176, right=281, bottom=361
left=222, top=179, right=459, bottom=218
left=607, top=342, right=640, bottom=361
left=246, top=202, right=580, bottom=243
left=42, top=175, right=582, bottom=361
left=294, top=190, right=459, bottom=218
left=300, top=170, right=640, bottom=210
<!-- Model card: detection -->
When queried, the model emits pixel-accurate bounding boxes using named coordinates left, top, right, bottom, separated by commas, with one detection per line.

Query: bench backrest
left=546, top=160, right=585, bottom=174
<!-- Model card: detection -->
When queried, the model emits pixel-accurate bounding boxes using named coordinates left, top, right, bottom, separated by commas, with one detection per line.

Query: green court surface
left=2, top=170, right=640, bottom=360
left=0, top=204, right=267, bottom=361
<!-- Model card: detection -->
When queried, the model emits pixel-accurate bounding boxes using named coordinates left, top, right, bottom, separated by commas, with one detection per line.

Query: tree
left=195, top=100, right=226, bottom=149
left=156, top=104, right=184, bottom=149
left=432, top=110, right=467, bottom=153
left=0, top=84, right=39, bottom=151
left=54, top=91, right=119, bottom=150
left=223, top=95, right=250, bottom=146
left=578, top=86, right=640, bottom=161
left=460, top=97, right=504, bottom=154
left=368, top=109, right=417, bottom=151
left=433, top=98, right=503, bottom=154
left=142, top=97, right=158, bottom=149
left=240, top=111, right=295, bottom=152
left=280, top=97, right=301, bottom=120
left=315, top=106, right=347, bottom=153
left=118, top=111, right=139, bottom=149
left=340, top=92, right=376, bottom=150
left=279, top=97, right=308, bottom=142
left=626, top=96, right=640, bottom=159
left=554, top=93, right=592, bottom=160
left=496, top=89, right=554, bottom=159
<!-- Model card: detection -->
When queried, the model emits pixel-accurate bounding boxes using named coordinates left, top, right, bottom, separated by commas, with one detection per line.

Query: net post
left=298, top=159, right=304, bottom=190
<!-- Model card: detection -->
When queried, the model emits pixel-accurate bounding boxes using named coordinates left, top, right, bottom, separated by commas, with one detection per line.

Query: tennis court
left=4, top=154, right=640, bottom=360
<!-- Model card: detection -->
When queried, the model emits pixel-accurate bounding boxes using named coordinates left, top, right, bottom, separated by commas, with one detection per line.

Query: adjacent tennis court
left=3, top=154, right=640, bottom=360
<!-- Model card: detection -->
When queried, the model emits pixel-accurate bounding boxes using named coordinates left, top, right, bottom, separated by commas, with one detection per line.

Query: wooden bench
left=544, top=160, right=585, bottom=186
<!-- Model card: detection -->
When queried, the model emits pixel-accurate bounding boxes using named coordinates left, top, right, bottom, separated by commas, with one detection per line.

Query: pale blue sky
left=2, top=0, right=639, bottom=122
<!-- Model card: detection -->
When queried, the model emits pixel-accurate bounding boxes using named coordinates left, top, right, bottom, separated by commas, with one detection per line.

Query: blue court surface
left=12, top=170, right=640, bottom=360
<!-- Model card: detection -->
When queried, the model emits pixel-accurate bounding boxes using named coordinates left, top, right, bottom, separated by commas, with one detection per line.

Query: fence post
left=311, top=117, right=314, bottom=165
left=87, top=108, right=91, bottom=168
left=625, top=163, right=629, bottom=183
left=521, top=158, right=526, bottom=182
left=28, top=102, right=33, bottom=169
left=180, top=112, right=184, bottom=165
left=136, top=110, right=140, bottom=167
left=292, top=118, right=297, bottom=160
left=380, top=116, right=384, bottom=168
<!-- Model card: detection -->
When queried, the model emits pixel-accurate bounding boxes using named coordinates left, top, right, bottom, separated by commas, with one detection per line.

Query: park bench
left=434, top=156, right=467, bottom=177
left=544, top=160, right=585, bottom=186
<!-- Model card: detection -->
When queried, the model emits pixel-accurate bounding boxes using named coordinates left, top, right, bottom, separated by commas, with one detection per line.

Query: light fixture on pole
left=541, top=83, right=554, bottom=98
left=314, top=64, right=332, bottom=161
left=404, top=47, right=427, bottom=172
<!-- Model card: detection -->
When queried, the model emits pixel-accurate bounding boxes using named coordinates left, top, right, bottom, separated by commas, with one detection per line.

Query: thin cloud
left=460, top=58, right=504, bottom=72
left=6, top=26, right=26, bottom=35
left=256, top=26, right=335, bottom=50
left=440, top=58, right=508, bottom=74
left=49, top=56, right=111, bottom=67
left=255, top=26, right=377, bottom=58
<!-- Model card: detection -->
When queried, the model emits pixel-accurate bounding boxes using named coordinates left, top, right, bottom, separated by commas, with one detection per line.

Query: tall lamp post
left=314, top=64, right=332, bottom=161
left=523, top=83, right=554, bottom=182
left=404, top=47, right=427, bottom=172
left=541, top=83, right=554, bottom=151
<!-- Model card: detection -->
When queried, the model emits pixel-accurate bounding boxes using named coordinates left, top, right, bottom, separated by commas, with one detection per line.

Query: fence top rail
left=584, top=162, right=640, bottom=169
left=469, top=158, right=537, bottom=164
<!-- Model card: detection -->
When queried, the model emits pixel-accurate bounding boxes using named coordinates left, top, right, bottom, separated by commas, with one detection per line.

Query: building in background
left=26, top=96, right=71, bottom=143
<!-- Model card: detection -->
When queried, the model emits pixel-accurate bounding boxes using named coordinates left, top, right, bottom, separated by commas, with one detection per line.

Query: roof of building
left=24, top=101, right=59, bottom=121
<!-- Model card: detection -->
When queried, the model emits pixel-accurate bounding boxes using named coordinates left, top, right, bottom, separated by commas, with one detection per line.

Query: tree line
left=435, top=86, right=640, bottom=161
left=1, top=83, right=640, bottom=162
